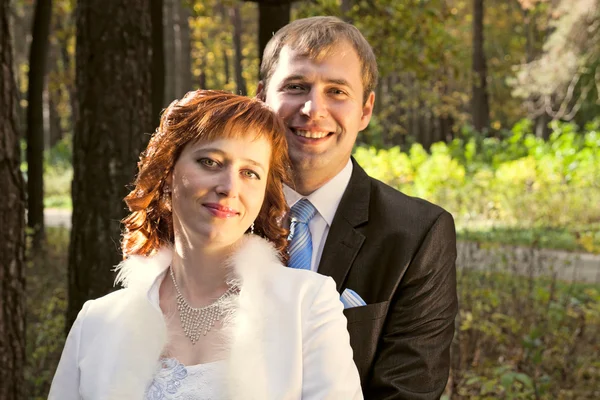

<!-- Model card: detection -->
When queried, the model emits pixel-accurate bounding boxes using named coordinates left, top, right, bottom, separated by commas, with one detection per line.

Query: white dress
left=145, top=358, right=227, bottom=400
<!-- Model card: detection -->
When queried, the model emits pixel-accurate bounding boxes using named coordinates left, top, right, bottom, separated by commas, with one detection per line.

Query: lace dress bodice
left=145, top=358, right=227, bottom=400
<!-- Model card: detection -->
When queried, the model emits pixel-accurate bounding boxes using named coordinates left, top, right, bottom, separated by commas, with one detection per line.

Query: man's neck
left=291, top=162, right=349, bottom=196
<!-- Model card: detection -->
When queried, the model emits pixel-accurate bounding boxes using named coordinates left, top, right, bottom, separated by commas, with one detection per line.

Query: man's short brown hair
left=260, top=16, right=378, bottom=103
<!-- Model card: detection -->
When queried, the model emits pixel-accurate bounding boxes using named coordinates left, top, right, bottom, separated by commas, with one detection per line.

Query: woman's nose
left=216, top=170, right=240, bottom=198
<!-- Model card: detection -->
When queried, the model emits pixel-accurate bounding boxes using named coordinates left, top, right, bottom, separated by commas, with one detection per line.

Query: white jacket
left=48, top=235, right=362, bottom=400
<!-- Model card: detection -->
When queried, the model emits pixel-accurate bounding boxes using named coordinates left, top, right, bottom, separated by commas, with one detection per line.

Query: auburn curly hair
left=121, top=90, right=291, bottom=259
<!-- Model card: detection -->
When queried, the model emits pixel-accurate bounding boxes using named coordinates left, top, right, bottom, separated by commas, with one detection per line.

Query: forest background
left=1, top=0, right=599, bottom=398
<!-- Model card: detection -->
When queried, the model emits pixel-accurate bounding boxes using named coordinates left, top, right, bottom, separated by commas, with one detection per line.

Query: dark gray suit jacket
left=318, top=158, right=458, bottom=400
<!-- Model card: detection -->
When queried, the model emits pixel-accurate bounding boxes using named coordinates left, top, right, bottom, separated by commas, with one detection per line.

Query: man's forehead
left=280, top=40, right=357, bottom=64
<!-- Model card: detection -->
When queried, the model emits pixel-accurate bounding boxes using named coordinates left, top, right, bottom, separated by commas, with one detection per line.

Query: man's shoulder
left=362, top=171, right=449, bottom=223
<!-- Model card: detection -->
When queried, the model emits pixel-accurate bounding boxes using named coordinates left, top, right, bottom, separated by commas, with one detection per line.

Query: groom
left=257, top=16, right=458, bottom=399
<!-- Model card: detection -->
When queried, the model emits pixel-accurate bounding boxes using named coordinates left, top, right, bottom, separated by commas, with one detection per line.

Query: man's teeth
left=295, top=130, right=329, bottom=139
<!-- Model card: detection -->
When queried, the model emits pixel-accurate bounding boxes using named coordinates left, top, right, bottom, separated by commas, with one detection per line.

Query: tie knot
left=290, top=199, right=316, bottom=223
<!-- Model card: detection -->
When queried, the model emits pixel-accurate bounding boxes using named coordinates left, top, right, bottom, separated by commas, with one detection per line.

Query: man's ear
left=359, top=91, right=376, bottom=131
left=256, top=81, right=266, bottom=101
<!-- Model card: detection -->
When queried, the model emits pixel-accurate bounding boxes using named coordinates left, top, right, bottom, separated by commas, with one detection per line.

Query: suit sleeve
left=369, top=211, right=458, bottom=400
left=48, top=300, right=92, bottom=400
left=301, top=276, right=364, bottom=400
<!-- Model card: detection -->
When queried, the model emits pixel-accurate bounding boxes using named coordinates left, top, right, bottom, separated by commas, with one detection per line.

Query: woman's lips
left=203, top=203, right=239, bottom=218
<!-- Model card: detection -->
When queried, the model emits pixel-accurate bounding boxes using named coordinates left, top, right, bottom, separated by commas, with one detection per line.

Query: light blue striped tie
left=288, top=199, right=317, bottom=270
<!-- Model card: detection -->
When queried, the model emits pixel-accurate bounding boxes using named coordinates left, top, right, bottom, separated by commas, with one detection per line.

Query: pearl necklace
left=169, top=266, right=239, bottom=345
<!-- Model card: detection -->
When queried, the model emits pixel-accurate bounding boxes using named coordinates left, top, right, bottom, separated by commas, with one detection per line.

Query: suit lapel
left=318, top=158, right=370, bottom=292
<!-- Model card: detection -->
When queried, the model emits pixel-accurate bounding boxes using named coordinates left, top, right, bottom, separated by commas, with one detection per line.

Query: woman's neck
left=170, top=236, right=235, bottom=305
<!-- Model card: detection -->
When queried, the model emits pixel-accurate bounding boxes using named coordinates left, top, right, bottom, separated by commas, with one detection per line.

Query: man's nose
left=216, top=169, right=240, bottom=198
left=300, top=91, right=328, bottom=120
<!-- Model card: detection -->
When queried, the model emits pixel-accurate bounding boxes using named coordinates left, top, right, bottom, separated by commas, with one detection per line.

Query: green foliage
left=453, top=264, right=600, bottom=398
left=25, top=227, right=69, bottom=399
left=355, top=119, right=600, bottom=251
left=44, top=135, right=73, bottom=209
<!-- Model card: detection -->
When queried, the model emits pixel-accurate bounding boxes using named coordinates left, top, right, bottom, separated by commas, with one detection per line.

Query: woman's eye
left=242, top=170, right=260, bottom=180
left=198, top=158, right=218, bottom=167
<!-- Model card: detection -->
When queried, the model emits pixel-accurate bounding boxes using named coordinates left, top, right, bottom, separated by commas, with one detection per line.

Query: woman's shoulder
left=77, top=287, right=140, bottom=322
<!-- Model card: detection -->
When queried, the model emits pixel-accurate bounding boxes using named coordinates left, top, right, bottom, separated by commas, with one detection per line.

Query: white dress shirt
left=284, top=159, right=353, bottom=272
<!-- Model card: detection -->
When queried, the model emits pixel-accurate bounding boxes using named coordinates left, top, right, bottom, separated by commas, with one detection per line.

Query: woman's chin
left=196, top=227, right=245, bottom=249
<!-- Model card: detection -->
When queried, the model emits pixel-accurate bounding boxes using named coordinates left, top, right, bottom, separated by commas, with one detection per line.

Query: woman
left=49, top=90, right=362, bottom=399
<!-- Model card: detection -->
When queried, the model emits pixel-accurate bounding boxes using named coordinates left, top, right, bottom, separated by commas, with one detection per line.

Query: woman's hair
left=121, top=90, right=291, bottom=259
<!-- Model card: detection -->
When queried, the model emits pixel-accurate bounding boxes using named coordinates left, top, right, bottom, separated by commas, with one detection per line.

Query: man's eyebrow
left=281, top=74, right=306, bottom=83
left=326, top=78, right=352, bottom=88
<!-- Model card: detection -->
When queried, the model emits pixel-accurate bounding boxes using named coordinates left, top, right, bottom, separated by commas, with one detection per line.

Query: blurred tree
left=67, top=0, right=153, bottom=330
left=512, top=0, right=600, bottom=126
left=246, top=0, right=294, bottom=67
left=0, top=0, right=27, bottom=397
left=164, top=0, right=193, bottom=102
left=230, top=3, right=247, bottom=95
left=47, top=0, right=76, bottom=146
left=472, top=0, right=490, bottom=133
left=11, top=1, right=32, bottom=135
left=180, top=2, right=193, bottom=94
left=26, top=0, right=52, bottom=249
left=152, top=0, right=165, bottom=126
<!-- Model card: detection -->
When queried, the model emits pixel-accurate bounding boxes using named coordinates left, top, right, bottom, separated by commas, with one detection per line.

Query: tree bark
left=49, top=88, right=63, bottom=147
left=0, top=0, right=27, bottom=397
left=222, top=47, right=230, bottom=86
left=341, top=0, right=353, bottom=21
left=68, top=0, right=153, bottom=331
left=26, top=0, right=52, bottom=248
left=179, top=2, right=192, bottom=95
left=152, top=0, right=165, bottom=127
left=164, top=0, right=175, bottom=101
left=471, top=0, right=490, bottom=133
left=254, top=1, right=292, bottom=68
left=231, top=5, right=247, bottom=96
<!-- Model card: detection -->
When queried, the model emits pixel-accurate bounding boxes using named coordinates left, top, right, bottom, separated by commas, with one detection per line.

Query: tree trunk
left=179, top=2, right=192, bottom=94
left=0, top=0, right=27, bottom=397
left=68, top=0, right=153, bottom=331
left=10, top=1, right=31, bottom=137
left=49, top=88, right=63, bottom=147
left=231, top=5, right=247, bottom=96
left=26, top=0, right=52, bottom=249
left=222, top=47, right=230, bottom=86
left=471, top=0, right=490, bottom=133
left=256, top=1, right=292, bottom=68
left=152, top=0, right=165, bottom=127
left=164, top=0, right=175, bottom=101
left=341, top=0, right=353, bottom=21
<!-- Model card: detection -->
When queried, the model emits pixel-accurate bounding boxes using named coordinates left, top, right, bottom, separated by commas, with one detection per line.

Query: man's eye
left=284, top=84, right=305, bottom=92
left=242, top=170, right=260, bottom=180
left=330, top=88, right=347, bottom=96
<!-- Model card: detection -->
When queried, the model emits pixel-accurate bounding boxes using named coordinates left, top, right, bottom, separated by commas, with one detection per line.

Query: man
left=257, top=16, right=458, bottom=399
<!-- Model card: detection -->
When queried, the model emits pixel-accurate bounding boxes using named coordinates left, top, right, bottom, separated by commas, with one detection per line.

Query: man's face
left=258, top=42, right=374, bottom=192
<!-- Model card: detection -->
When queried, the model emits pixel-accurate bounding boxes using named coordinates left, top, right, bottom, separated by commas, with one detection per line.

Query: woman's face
left=169, top=134, right=271, bottom=249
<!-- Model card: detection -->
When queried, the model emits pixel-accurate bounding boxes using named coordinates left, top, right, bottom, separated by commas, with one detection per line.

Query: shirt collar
left=284, top=159, right=353, bottom=226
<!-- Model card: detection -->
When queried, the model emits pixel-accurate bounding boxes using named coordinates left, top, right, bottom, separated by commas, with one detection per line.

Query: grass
left=457, top=225, right=600, bottom=253
left=447, top=266, right=600, bottom=399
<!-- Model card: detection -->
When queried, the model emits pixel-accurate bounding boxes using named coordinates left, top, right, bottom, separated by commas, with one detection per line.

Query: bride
left=49, top=90, right=362, bottom=400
